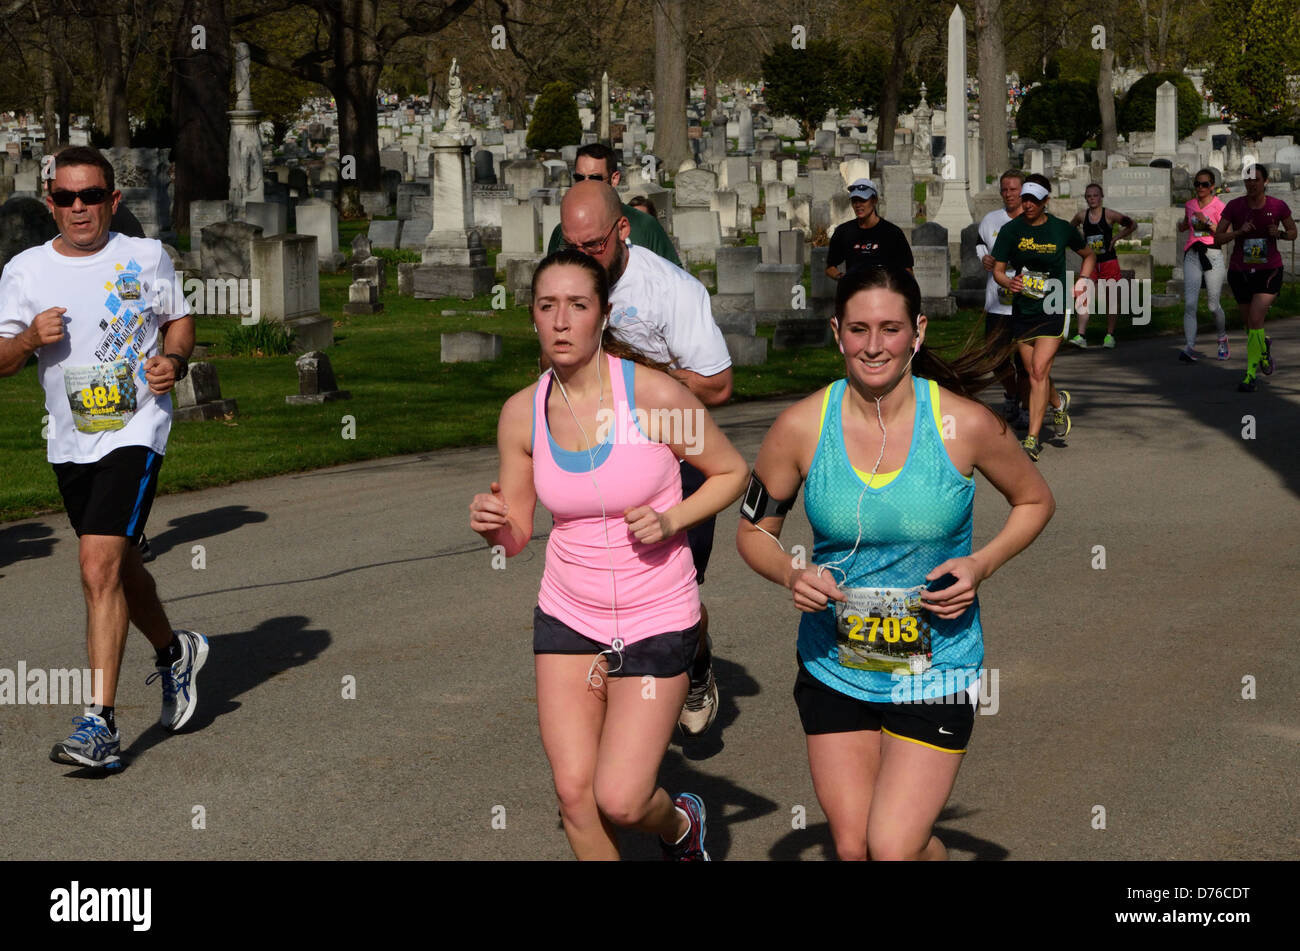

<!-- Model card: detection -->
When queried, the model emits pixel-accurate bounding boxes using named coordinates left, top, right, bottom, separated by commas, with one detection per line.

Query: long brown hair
left=833, top=266, right=1011, bottom=430
left=531, top=249, right=672, bottom=372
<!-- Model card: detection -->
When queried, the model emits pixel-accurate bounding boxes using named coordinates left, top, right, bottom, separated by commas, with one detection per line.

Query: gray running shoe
left=146, top=630, right=209, bottom=732
left=678, top=656, right=719, bottom=737
left=50, top=714, right=122, bottom=770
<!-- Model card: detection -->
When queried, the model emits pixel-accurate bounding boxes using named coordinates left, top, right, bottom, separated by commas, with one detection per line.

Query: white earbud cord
left=817, top=343, right=920, bottom=588
left=551, top=347, right=625, bottom=688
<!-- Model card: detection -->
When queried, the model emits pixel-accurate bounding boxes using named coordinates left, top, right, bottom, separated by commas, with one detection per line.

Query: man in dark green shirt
left=545, top=143, right=681, bottom=266
left=991, top=174, right=1095, bottom=462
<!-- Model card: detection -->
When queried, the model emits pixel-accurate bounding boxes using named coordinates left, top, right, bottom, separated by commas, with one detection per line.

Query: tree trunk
left=975, top=0, right=1008, bottom=182
left=41, top=43, right=57, bottom=149
left=1098, top=47, right=1117, bottom=154
left=877, top=15, right=909, bottom=152
left=653, top=0, right=690, bottom=173
left=335, top=0, right=383, bottom=210
left=96, top=14, right=131, bottom=147
left=170, top=0, right=230, bottom=235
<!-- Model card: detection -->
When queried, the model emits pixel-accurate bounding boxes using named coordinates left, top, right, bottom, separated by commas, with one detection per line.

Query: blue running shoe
left=661, top=793, right=710, bottom=861
left=146, top=629, right=209, bottom=732
left=50, top=714, right=122, bottom=770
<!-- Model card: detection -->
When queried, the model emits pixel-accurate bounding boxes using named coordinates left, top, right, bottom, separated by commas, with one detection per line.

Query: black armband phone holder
left=739, top=472, right=796, bottom=523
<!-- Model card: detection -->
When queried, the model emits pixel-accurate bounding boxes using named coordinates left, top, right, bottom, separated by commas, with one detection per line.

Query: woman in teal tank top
left=737, top=267, right=1055, bottom=861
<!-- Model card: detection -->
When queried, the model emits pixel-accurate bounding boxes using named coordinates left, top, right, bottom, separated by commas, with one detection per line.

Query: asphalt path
left=1, top=321, right=1297, bottom=861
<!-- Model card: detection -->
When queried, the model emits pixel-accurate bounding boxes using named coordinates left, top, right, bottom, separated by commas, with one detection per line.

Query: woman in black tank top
left=1069, top=184, right=1136, bottom=348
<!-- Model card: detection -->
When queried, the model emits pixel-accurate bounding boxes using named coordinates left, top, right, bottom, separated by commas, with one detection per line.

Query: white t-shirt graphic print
left=0, top=234, right=189, bottom=463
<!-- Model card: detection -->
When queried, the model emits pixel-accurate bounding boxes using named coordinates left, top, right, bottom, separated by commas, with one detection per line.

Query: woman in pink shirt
left=1175, top=168, right=1228, bottom=363
left=1215, top=164, right=1297, bottom=391
left=470, top=249, right=747, bottom=860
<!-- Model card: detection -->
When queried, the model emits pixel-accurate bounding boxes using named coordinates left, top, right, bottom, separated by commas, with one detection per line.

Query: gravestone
left=173, top=363, right=238, bottom=422
left=369, top=219, right=399, bottom=250
left=724, top=333, right=768, bottom=366
left=720, top=156, right=750, bottom=189
left=955, top=221, right=987, bottom=308
left=251, top=233, right=333, bottom=351
left=201, top=220, right=263, bottom=280
left=296, top=199, right=345, bottom=270
left=674, top=167, right=717, bottom=207
left=764, top=181, right=789, bottom=213
left=441, top=332, right=502, bottom=362
left=673, top=209, right=722, bottom=265
left=773, top=317, right=831, bottom=349
left=502, top=159, right=545, bottom=199
left=0, top=196, right=58, bottom=271
left=344, top=278, right=383, bottom=315
left=880, top=164, right=914, bottom=225
left=189, top=200, right=232, bottom=241
left=498, top=202, right=541, bottom=271
left=474, top=150, right=497, bottom=184
left=1101, top=166, right=1171, bottom=212
left=710, top=190, right=739, bottom=236
left=715, top=245, right=761, bottom=301
left=399, top=218, right=433, bottom=250
left=911, top=222, right=954, bottom=316
left=415, top=136, right=495, bottom=299
left=738, top=105, right=754, bottom=152
left=753, top=263, right=802, bottom=313
left=286, top=351, right=351, bottom=403
left=243, top=201, right=288, bottom=237
left=396, top=182, right=431, bottom=219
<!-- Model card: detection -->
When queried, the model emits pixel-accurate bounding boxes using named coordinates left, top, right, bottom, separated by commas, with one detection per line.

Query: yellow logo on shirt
left=1018, top=237, right=1059, bottom=253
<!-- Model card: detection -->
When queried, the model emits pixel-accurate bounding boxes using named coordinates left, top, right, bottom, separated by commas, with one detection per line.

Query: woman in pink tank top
left=470, top=248, right=747, bottom=860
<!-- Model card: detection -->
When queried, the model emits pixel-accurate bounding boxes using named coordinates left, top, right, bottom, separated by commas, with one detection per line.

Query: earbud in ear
left=838, top=341, right=845, bottom=354
left=601, top=317, right=609, bottom=331
left=914, top=339, right=921, bottom=354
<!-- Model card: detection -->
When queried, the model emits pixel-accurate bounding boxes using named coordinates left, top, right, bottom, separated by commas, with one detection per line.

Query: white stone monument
left=931, top=6, right=972, bottom=248
left=228, top=43, right=264, bottom=212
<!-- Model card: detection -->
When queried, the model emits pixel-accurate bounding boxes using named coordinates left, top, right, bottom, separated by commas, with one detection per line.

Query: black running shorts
left=1227, top=267, right=1283, bottom=304
left=793, top=656, right=975, bottom=753
left=52, top=446, right=163, bottom=545
left=533, top=606, right=702, bottom=678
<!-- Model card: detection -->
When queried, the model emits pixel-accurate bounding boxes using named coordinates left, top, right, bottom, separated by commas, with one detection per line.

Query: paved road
left=1, top=322, right=1297, bottom=860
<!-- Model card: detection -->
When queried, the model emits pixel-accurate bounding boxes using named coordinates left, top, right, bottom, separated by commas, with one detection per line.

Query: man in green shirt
left=992, top=174, right=1095, bottom=461
left=545, top=144, right=681, bottom=267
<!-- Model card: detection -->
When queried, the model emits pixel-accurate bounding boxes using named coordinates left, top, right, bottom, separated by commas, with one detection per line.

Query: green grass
left=2, top=259, right=1297, bottom=523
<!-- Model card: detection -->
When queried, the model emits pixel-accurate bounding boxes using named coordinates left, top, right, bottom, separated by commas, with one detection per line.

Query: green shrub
left=1117, top=73, right=1203, bottom=141
left=526, top=82, right=582, bottom=152
left=1016, top=81, right=1103, bottom=149
left=224, top=321, right=295, bottom=357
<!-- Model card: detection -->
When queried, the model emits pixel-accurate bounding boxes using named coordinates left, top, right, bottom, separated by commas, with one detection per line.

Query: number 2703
left=845, top=615, right=918, bottom=643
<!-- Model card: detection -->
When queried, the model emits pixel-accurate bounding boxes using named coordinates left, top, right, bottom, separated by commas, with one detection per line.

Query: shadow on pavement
left=145, top=505, right=269, bottom=558
left=670, top=655, right=761, bottom=762
left=766, top=805, right=1009, bottom=861
left=615, top=748, right=779, bottom=861
left=1054, top=340, right=1300, bottom=500
left=112, top=614, right=332, bottom=766
left=0, top=522, right=57, bottom=573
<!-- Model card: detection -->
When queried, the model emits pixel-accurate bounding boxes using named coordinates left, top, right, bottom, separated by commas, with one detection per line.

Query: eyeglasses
left=49, top=187, right=111, bottom=207
left=564, top=219, right=621, bottom=256
left=572, top=172, right=608, bottom=182
left=1194, top=180, right=1213, bottom=188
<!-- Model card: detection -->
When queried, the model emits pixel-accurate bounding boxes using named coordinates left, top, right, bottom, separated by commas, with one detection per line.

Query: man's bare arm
left=670, top=366, right=732, bottom=406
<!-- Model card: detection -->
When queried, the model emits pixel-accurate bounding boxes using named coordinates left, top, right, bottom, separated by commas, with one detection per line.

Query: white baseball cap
left=848, top=178, right=878, bottom=200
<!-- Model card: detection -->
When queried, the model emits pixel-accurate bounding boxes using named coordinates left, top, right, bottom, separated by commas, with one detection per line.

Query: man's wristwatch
left=166, top=353, right=189, bottom=381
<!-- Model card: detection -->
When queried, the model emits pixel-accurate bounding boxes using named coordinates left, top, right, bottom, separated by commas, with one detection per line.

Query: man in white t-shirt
left=977, top=169, right=1026, bottom=422
left=558, top=182, right=732, bottom=737
left=0, top=147, right=208, bottom=770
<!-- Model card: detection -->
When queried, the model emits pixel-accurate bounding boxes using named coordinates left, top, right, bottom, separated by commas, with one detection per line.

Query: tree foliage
left=1016, top=79, right=1103, bottom=148
left=1203, top=0, right=1300, bottom=139
left=761, top=39, right=848, bottom=139
left=1116, top=72, right=1202, bottom=141
left=526, top=81, right=582, bottom=151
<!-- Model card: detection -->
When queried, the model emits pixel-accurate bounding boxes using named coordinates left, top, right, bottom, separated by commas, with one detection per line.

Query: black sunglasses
left=50, top=187, right=111, bottom=207
left=572, top=172, right=608, bottom=182
left=1194, top=180, right=1213, bottom=187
